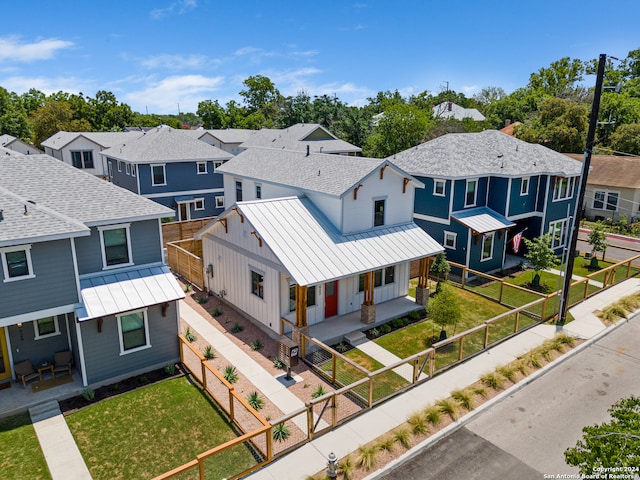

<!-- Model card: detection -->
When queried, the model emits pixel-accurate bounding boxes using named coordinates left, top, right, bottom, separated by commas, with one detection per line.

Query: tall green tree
left=239, top=75, right=281, bottom=126
left=523, top=233, right=560, bottom=288
left=197, top=99, right=227, bottom=129
left=31, top=101, right=91, bottom=147
left=565, top=395, right=640, bottom=473
left=609, top=123, right=640, bottom=155
left=430, top=252, right=450, bottom=293
left=528, top=57, right=585, bottom=98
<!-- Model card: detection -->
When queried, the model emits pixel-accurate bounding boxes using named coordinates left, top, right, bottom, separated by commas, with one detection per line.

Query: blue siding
left=452, top=177, right=488, bottom=211
left=138, top=161, right=224, bottom=195
left=414, top=218, right=468, bottom=266
left=79, top=302, right=179, bottom=385
left=8, top=313, right=71, bottom=366
left=536, top=176, right=548, bottom=213
left=152, top=192, right=223, bottom=220
left=488, top=177, right=509, bottom=215
left=109, top=158, right=139, bottom=193
left=468, top=231, right=505, bottom=273
left=508, top=176, right=539, bottom=217
left=0, top=240, right=78, bottom=318
left=75, top=220, right=163, bottom=275
left=414, top=176, right=449, bottom=219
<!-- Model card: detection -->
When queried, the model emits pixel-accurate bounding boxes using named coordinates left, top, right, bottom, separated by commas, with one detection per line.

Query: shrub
left=390, top=318, right=402, bottom=329
left=380, top=324, right=392, bottom=335
left=223, top=366, right=238, bottom=384
left=273, top=357, right=285, bottom=369
left=471, top=385, right=488, bottom=399
left=369, top=327, right=380, bottom=338
left=312, top=385, right=327, bottom=399
left=164, top=362, right=176, bottom=375
left=231, top=322, right=244, bottom=333
left=184, top=327, right=196, bottom=342
left=82, top=388, right=95, bottom=402
left=335, top=342, right=349, bottom=353
left=526, top=352, right=543, bottom=369
left=355, top=445, right=377, bottom=471
left=184, top=283, right=192, bottom=292
left=436, top=397, right=461, bottom=421
left=375, top=436, right=395, bottom=453
left=212, top=308, right=223, bottom=317
left=195, top=295, right=208, bottom=304
left=481, top=371, right=505, bottom=390
left=393, top=428, right=411, bottom=449
left=250, top=339, right=263, bottom=351
left=451, top=388, right=474, bottom=411
left=497, top=365, right=517, bottom=383
left=512, top=359, right=531, bottom=377
left=338, top=456, right=354, bottom=480
left=247, top=391, right=264, bottom=411
left=408, top=412, right=429, bottom=435
left=111, top=383, right=119, bottom=391
left=203, top=345, right=216, bottom=360
left=424, top=405, right=442, bottom=426
left=272, top=423, right=290, bottom=442
left=537, top=342, right=555, bottom=362
left=408, top=310, right=421, bottom=321
left=555, top=334, right=575, bottom=348
left=139, top=375, right=148, bottom=383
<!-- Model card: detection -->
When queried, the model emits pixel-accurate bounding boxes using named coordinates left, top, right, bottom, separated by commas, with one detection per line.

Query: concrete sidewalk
left=245, top=278, right=640, bottom=480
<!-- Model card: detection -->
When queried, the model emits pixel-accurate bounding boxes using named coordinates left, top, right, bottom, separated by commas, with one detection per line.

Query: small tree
left=587, top=221, right=608, bottom=267
left=430, top=252, right=451, bottom=293
left=565, top=395, right=640, bottom=474
left=427, top=282, right=461, bottom=340
left=523, top=233, right=560, bottom=289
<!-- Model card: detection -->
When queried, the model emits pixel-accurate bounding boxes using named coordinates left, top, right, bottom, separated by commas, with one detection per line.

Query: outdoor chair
left=14, top=360, right=39, bottom=389
left=52, top=351, right=73, bottom=378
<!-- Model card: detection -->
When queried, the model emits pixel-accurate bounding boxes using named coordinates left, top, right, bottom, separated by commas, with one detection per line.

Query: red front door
left=324, top=281, right=338, bottom=318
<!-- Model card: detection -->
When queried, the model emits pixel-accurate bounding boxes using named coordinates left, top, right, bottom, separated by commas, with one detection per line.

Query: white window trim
left=549, top=219, right=568, bottom=249
left=592, top=189, right=620, bottom=212
left=520, top=177, right=530, bottom=196
left=98, top=224, right=134, bottom=270
left=465, top=179, right=478, bottom=207
left=125, top=163, right=131, bottom=175
left=131, top=164, right=136, bottom=177
left=116, top=308, right=151, bottom=355
left=34, top=315, right=61, bottom=340
left=213, top=160, right=225, bottom=171
left=433, top=179, right=446, bottom=197
left=197, top=162, right=208, bottom=174
left=215, top=196, right=225, bottom=208
left=443, top=231, right=457, bottom=250
left=1, top=244, right=35, bottom=283
left=255, top=183, right=262, bottom=199
left=552, top=176, right=576, bottom=202
left=480, top=232, right=495, bottom=262
left=108, top=160, right=113, bottom=178
left=151, top=164, right=167, bottom=186
left=117, top=161, right=122, bottom=172
left=194, top=198, right=205, bottom=211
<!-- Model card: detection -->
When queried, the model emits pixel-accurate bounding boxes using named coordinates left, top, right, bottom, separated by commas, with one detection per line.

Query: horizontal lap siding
left=0, top=239, right=78, bottom=318
left=8, top=313, right=72, bottom=366
left=80, top=302, right=179, bottom=385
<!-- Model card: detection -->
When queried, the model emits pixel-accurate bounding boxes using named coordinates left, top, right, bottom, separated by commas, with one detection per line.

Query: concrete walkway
left=358, top=341, right=425, bottom=382
left=245, top=278, right=640, bottom=480
left=30, top=401, right=92, bottom=480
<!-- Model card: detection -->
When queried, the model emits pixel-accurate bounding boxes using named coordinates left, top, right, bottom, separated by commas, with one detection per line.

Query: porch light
left=17, top=322, right=23, bottom=328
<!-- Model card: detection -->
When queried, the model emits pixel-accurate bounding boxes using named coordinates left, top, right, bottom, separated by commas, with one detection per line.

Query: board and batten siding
left=341, top=169, right=415, bottom=234
left=0, top=239, right=78, bottom=319
left=74, top=220, right=163, bottom=275
left=79, top=302, right=179, bottom=385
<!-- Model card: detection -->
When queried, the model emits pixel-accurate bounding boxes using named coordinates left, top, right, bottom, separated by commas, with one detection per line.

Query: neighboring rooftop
left=41, top=131, right=141, bottom=150
left=389, top=130, right=582, bottom=178
left=499, top=121, right=523, bottom=137
left=0, top=154, right=173, bottom=226
left=239, top=123, right=362, bottom=154
left=565, top=153, right=640, bottom=189
left=217, top=147, right=418, bottom=197
left=432, top=101, right=486, bottom=121
left=100, top=127, right=231, bottom=163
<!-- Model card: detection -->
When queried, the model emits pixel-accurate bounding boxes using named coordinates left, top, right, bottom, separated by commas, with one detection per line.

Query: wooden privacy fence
left=166, top=239, right=204, bottom=290
left=153, top=335, right=272, bottom=480
left=161, top=217, right=215, bottom=245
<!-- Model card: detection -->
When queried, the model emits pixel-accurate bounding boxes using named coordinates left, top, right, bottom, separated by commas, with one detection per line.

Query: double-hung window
left=481, top=232, right=494, bottom=261
left=197, top=162, right=207, bottom=174
left=373, top=199, right=385, bottom=227
left=553, top=177, right=576, bottom=201
left=71, top=151, right=94, bottom=169
left=433, top=179, right=446, bottom=196
left=1, top=245, right=35, bottom=282
left=549, top=219, right=568, bottom=249
left=520, top=177, right=530, bottom=195
left=465, top=179, right=477, bottom=207
left=236, top=180, right=243, bottom=202
left=151, top=164, right=166, bottom=186
left=117, top=309, right=150, bottom=354
left=99, top=224, right=133, bottom=269
left=215, top=196, right=224, bottom=208
left=444, top=231, right=457, bottom=249
left=194, top=198, right=204, bottom=211
left=34, top=315, right=61, bottom=340
left=593, top=190, right=619, bottom=211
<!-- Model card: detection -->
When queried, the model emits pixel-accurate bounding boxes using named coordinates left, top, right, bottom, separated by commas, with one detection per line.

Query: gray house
left=0, top=154, right=184, bottom=389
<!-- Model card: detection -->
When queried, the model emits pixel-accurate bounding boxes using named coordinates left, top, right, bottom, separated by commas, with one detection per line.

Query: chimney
left=447, top=101, right=452, bottom=111
left=306, top=145, right=310, bottom=156
left=505, top=119, right=511, bottom=127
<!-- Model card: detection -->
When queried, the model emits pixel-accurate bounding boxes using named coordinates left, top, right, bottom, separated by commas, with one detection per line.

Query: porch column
left=361, top=271, right=376, bottom=324
left=416, top=257, right=430, bottom=307
left=295, top=284, right=308, bottom=328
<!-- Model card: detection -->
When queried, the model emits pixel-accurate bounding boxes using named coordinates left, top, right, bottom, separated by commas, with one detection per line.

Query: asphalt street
left=577, top=232, right=640, bottom=264
left=382, top=314, right=640, bottom=480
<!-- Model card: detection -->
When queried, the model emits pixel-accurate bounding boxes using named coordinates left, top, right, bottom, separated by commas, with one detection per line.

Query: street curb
left=363, top=314, right=635, bottom=480
left=579, top=227, right=640, bottom=244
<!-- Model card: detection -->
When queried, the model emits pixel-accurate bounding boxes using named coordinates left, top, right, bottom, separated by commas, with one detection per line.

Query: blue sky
left=2, top=1, right=639, bottom=115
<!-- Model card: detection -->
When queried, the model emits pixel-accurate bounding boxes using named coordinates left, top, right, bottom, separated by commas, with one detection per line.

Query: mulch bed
left=59, top=364, right=185, bottom=415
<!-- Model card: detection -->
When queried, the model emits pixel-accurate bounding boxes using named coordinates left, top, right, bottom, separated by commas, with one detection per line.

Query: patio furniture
left=14, top=360, right=40, bottom=389
left=52, top=351, right=73, bottom=378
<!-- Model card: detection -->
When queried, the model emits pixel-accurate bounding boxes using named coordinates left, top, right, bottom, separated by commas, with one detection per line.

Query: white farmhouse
left=195, top=147, right=442, bottom=341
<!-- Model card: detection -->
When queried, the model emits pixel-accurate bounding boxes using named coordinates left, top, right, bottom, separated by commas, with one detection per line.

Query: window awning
left=75, top=265, right=185, bottom=321
left=451, top=207, right=515, bottom=234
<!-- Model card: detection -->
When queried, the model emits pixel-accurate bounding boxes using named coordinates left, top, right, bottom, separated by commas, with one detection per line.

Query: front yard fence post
left=307, top=403, right=314, bottom=440
left=514, top=311, right=520, bottom=333
left=331, top=353, right=336, bottom=384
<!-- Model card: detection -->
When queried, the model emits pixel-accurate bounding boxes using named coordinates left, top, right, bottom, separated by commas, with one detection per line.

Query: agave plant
left=272, top=422, right=290, bottom=442
left=247, top=391, right=264, bottom=411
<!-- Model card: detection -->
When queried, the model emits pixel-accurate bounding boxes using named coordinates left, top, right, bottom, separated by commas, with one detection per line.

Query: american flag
left=512, top=230, right=525, bottom=253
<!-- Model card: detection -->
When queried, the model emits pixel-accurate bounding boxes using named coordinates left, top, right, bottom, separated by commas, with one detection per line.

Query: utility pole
left=558, top=53, right=607, bottom=325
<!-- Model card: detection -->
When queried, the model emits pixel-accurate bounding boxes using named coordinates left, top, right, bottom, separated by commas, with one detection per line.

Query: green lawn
left=0, top=412, right=50, bottom=480
left=375, top=286, right=511, bottom=359
left=66, top=376, right=258, bottom=480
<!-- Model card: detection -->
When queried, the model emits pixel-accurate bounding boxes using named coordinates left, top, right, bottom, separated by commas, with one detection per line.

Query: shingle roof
left=0, top=154, right=173, bottom=227
left=389, top=130, right=582, bottom=179
left=565, top=153, right=640, bottom=189
left=432, top=102, right=486, bottom=121
left=239, top=123, right=361, bottom=154
left=41, top=131, right=141, bottom=150
left=208, top=129, right=255, bottom=144
left=0, top=187, right=88, bottom=246
left=217, top=147, right=412, bottom=197
left=199, top=196, right=443, bottom=286
left=100, top=127, right=232, bottom=163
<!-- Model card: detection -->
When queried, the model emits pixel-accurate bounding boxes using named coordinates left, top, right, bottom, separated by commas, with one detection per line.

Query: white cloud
left=141, top=54, right=214, bottom=71
left=462, top=85, right=479, bottom=94
left=123, top=74, right=224, bottom=114
left=0, top=75, right=89, bottom=96
left=233, top=47, right=275, bottom=64
left=0, top=36, right=74, bottom=63
left=150, top=0, right=198, bottom=19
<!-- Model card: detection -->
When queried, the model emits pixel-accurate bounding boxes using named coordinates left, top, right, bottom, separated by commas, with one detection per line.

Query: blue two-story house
left=390, top=130, right=582, bottom=273
left=105, top=127, right=233, bottom=221
left=0, top=154, right=184, bottom=396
